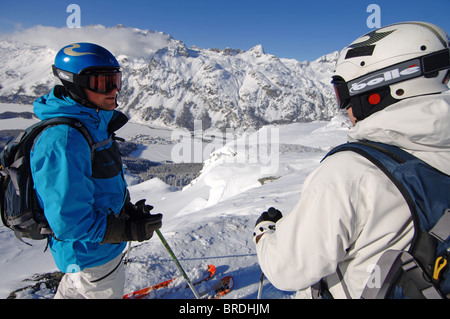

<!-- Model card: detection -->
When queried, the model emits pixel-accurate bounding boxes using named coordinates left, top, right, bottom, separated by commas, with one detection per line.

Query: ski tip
left=123, top=264, right=217, bottom=299
left=213, top=276, right=234, bottom=297
left=220, top=276, right=234, bottom=286
left=207, top=264, right=216, bottom=274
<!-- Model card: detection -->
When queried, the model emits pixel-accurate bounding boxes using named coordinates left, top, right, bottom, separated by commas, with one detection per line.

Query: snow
left=0, top=25, right=339, bottom=131
left=0, top=102, right=351, bottom=299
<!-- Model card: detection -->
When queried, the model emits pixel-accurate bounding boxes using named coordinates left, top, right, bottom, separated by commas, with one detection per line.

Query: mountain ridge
left=0, top=25, right=340, bottom=130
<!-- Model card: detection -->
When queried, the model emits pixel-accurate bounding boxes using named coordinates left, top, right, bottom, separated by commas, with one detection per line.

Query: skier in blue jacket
left=31, top=43, right=162, bottom=299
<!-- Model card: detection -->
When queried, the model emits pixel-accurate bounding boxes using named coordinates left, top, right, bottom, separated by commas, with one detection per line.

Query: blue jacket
left=31, top=86, right=127, bottom=272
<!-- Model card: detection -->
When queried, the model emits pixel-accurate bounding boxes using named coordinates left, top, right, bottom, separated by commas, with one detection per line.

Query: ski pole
left=124, top=242, right=132, bottom=264
left=257, top=208, right=280, bottom=299
left=155, top=229, right=201, bottom=299
left=257, top=271, right=264, bottom=299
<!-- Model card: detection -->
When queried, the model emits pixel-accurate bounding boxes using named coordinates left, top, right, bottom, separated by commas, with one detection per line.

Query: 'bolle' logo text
left=349, top=59, right=422, bottom=96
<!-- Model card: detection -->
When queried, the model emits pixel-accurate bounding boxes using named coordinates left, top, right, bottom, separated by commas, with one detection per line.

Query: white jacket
left=256, top=92, right=450, bottom=298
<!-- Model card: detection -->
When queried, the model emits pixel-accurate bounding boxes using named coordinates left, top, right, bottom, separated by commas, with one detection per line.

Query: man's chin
left=100, top=99, right=117, bottom=110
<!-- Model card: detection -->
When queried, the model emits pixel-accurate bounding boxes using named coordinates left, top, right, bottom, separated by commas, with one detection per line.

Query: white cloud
left=1, top=25, right=173, bottom=59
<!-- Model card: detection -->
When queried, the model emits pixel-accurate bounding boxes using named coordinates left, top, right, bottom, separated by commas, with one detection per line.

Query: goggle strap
left=53, top=66, right=121, bottom=93
left=333, top=48, right=449, bottom=108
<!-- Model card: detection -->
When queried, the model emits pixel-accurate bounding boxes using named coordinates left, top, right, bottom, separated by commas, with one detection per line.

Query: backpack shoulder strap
left=323, top=141, right=420, bottom=226
left=33, top=117, right=115, bottom=162
left=37, top=117, right=95, bottom=149
left=323, top=141, right=450, bottom=299
left=2, top=118, right=95, bottom=194
left=323, top=140, right=450, bottom=241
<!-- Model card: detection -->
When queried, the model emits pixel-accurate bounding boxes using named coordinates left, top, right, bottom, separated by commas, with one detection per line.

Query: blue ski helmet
left=54, top=43, right=120, bottom=74
left=52, top=43, right=121, bottom=106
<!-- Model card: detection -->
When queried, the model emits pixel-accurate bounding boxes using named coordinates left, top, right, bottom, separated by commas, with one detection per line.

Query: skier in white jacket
left=254, top=21, right=450, bottom=299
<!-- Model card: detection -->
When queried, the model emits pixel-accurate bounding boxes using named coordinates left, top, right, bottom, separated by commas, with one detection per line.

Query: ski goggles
left=53, top=66, right=122, bottom=94
left=83, top=70, right=122, bottom=94
left=332, top=48, right=450, bottom=109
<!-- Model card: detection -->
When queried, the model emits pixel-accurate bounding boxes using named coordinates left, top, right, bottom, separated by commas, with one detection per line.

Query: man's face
left=84, top=88, right=118, bottom=111
left=347, top=107, right=357, bottom=126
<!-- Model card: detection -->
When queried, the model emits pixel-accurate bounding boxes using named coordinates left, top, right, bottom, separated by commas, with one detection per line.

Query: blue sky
left=1, top=0, right=449, bottom=61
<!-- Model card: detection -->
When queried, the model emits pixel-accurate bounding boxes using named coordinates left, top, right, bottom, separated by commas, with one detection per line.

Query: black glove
left=253, top=207, right=283, bottom=244
left=101, top=209, right=163, bottom=244
left=123, top=198, right=154, bottom=221
left=255, top=207, right=283, bottom=226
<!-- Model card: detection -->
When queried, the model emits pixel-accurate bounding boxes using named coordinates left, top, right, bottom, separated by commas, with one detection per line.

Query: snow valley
left=0, top=102, right=350, bottom=299
left=0, top=25, right=351, bottom=299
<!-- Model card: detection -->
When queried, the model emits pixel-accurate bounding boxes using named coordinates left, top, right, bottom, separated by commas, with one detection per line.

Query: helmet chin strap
left=67, top=89, right=98, bottom=110
left=60, top=79, right=95, bottom=109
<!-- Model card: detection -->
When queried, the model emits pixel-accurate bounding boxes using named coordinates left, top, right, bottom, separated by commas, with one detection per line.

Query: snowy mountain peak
left=0, top=25, right=339, bottom=130
left=247, top=44, right=265, bottom=56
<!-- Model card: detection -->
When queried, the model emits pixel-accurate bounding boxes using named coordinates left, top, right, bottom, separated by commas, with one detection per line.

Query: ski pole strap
left=155, top=229, right=201, bottom=299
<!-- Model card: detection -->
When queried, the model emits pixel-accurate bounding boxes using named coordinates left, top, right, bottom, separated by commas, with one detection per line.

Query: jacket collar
left=33, top=85, right=128, bottom=134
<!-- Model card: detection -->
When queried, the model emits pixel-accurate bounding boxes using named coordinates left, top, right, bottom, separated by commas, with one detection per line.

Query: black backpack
left=318, top=141, right=449, bottom=299
left=0, top=117, right=96, bottom=245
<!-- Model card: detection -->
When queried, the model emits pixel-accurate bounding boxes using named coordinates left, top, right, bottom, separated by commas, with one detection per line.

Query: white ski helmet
left=333, top=21, right=450, bottom=120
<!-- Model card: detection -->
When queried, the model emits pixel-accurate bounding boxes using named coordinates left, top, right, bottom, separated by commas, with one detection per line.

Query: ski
left=123, top=264, right=216, bottom=299
left=199, top=276, right=234, bottom=299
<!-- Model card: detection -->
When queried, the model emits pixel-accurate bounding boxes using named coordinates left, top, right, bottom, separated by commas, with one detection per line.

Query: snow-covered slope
left=0, top=102, right=350, bottom=299
left=0, top=25, right=339, bottom=130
